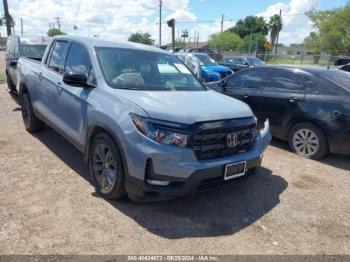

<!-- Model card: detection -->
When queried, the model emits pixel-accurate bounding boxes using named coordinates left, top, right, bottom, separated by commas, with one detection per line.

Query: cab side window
left=64, top=43, right=96, bottom=85
left=48, top=41, right=69, bottom=74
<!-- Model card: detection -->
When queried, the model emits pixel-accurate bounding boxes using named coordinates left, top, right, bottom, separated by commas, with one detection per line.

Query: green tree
left=47, top=28, right=66, bottom=37
left=303, top=32, right=322, bottom=64
left=229, top=16, right=268, bottom=38
left=0, top=14, right=15, bottom=27
left=208, top=31, right=243, bottom=50
left=307, top=3, right=350, bottom=55
left=0, top=14, right=15, bottom=33
left=128, top=32, right=154, bottom=45
left=268, top=14, right=283, bottom=52
left=175, top=39, right=186, bottom=49
left=240, top=33, right=267, bottom=54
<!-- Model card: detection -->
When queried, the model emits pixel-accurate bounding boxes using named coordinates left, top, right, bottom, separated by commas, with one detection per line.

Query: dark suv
left=5, top=35, right=50, bottom=102
left=216, top=66, right=350, bottom=159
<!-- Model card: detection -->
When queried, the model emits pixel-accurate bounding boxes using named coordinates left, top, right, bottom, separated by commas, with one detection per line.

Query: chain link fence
left=219, top=50, right=348, bottom=66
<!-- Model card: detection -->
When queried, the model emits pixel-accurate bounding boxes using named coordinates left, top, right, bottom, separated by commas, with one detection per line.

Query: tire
left=7, top=74, right=16, bottom=92
left=89, top=132, right=126, bottom=200
left=21, top=93, right=45, bottom=133
left=246, top=167, right=257, bottom=176
left=288, top=122, right=328, bottom=160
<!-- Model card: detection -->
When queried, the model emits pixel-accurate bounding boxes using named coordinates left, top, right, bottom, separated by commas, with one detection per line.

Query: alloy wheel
left=92, top=143, right=117, bottom=194
left=292, top=128, right=319, bottom=157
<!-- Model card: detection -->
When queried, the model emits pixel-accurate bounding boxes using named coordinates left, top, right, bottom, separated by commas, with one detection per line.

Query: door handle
left=37, top=72, right=44, bottom=80
left=243, top=94, right=250, bottom=99
left=288, top=97, right=298, bottom=104
left=333, top=111, right=345, bottom=119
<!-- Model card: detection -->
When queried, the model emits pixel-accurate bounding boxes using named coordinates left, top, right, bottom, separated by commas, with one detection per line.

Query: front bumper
left=124, top=120, right=271, bottom=202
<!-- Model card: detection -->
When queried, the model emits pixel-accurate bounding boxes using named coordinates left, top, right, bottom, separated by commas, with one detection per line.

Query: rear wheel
left=21, top=93, right=45, bottom=133
left=6, top=74, right=16, bottom=92
left=89, top=132, right=126, bottom=200
left=288, top=122, right=328, bottom=159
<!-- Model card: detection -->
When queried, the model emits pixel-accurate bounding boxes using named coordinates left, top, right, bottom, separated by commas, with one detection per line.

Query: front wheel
left=288, top=123, right=328, bottom=160
left=89, top=132, right=126, bottom=200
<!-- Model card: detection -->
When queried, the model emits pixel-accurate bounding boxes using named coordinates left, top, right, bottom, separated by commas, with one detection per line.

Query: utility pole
left=3, top=0, right=12, bottom=36
left=167, top=19, right=175, bottom=53
left=274, top=9, right=282, bottom=63
left=20, top=18, right=23, bottom=35
left=248, top=22, right=254, bottom=55
left=159, top=0, right=162, bottom=47
left=220, top=14, right=224, bottom=33
left=196, top=32, right=199, bottom=48
left=55, top=16, right=61, bottom=31
left=193, top=29, right=197, bottom=48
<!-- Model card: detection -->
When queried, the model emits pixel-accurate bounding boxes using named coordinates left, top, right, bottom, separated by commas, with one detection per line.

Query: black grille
left=192, top=126, right=255, bottom=160
left=220, top=71, right=233, bottom=79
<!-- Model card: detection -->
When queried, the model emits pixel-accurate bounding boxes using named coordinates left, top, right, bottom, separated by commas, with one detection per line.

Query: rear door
left=36, top=40, right=69, bottom=125
left=257, top=68, right=306, bottom=139
left=224, top=67, right=270, bottom=124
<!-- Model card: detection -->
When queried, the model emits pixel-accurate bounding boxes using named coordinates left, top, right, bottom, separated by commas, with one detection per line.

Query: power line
left=9, top=11, right=310, bottom=29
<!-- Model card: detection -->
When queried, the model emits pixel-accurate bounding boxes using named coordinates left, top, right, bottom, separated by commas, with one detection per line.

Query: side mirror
left=63, top=72, right=94, bottom=88
left=218, top=78, right=228, bottom=88
left=10, top=61, right=17, bottom=67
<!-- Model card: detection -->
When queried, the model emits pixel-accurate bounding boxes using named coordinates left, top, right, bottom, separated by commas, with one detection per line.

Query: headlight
left=260, top=119, right=270, bottom=137
left=130, top=114, right=189, bottom=147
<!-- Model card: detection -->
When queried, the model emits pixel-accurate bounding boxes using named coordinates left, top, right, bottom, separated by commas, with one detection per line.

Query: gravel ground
left=0, top=52, right=349, bottom=254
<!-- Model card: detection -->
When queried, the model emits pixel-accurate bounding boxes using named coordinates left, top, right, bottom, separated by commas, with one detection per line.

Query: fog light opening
left=146, top=180, right=171, bottom=186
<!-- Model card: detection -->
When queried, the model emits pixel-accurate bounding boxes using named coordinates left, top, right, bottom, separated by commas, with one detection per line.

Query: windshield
left=194, top=54, right=217, bottom=66
left=320, top=70, right=350, bottom=92
left=95, top=48, right=205, bottom=91
left=247, top=57, right=265, bottom=66
left=21, top=44, right=47, bottom=59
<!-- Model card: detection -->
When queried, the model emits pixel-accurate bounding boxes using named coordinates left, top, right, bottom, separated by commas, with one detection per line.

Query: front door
left=224, top=67, right=270, bottom=127
left=55, top=42, right=96, bottom=147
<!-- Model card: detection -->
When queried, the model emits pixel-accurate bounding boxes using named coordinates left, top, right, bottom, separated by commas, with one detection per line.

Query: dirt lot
left=0, top=52, right=349, bottom=254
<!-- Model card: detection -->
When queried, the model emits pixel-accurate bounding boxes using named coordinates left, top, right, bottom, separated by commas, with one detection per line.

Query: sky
left=0, top=0, right=347, bottom=45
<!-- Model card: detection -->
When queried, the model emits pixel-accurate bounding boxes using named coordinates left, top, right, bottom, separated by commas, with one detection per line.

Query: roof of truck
left=8, top=35, right=51, bottom=45
left=54, top=35, right=167, bottom=54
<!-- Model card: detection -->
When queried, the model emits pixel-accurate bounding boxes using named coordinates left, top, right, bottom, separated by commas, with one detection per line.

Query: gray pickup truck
left=17, top=36, right=271, bottom=202
left=5, top=35, right=50, bottom=103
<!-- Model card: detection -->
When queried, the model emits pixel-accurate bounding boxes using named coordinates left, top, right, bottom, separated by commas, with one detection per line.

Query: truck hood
left=115, top=90, right=253, bottom=124
left=201, top=65, right=231, bottom=73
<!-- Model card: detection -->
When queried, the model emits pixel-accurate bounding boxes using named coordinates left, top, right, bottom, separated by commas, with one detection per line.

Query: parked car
left=334, top=57, right=350, bottom=66
left=339, top=64, right=350, bottom=73
left=208, top=65, right=350, bottom=159
left=219, top=56, right=265, bottom=72
left=188, top=48, right=223, bottom=61
left=0, top=44, right=6, bottom=51
left=334, top=58, right=350, bottom=73
left=17, top=36, right=271, bottom=202
left=5, top=35, right=50, bottom=103
left=176, top=52, right=233, bottom=82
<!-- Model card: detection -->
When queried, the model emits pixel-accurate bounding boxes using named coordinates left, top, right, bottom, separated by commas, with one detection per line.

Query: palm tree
left=0, top=14, right=15, bottom=34
left=268, top=14, right=283, bottom=53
